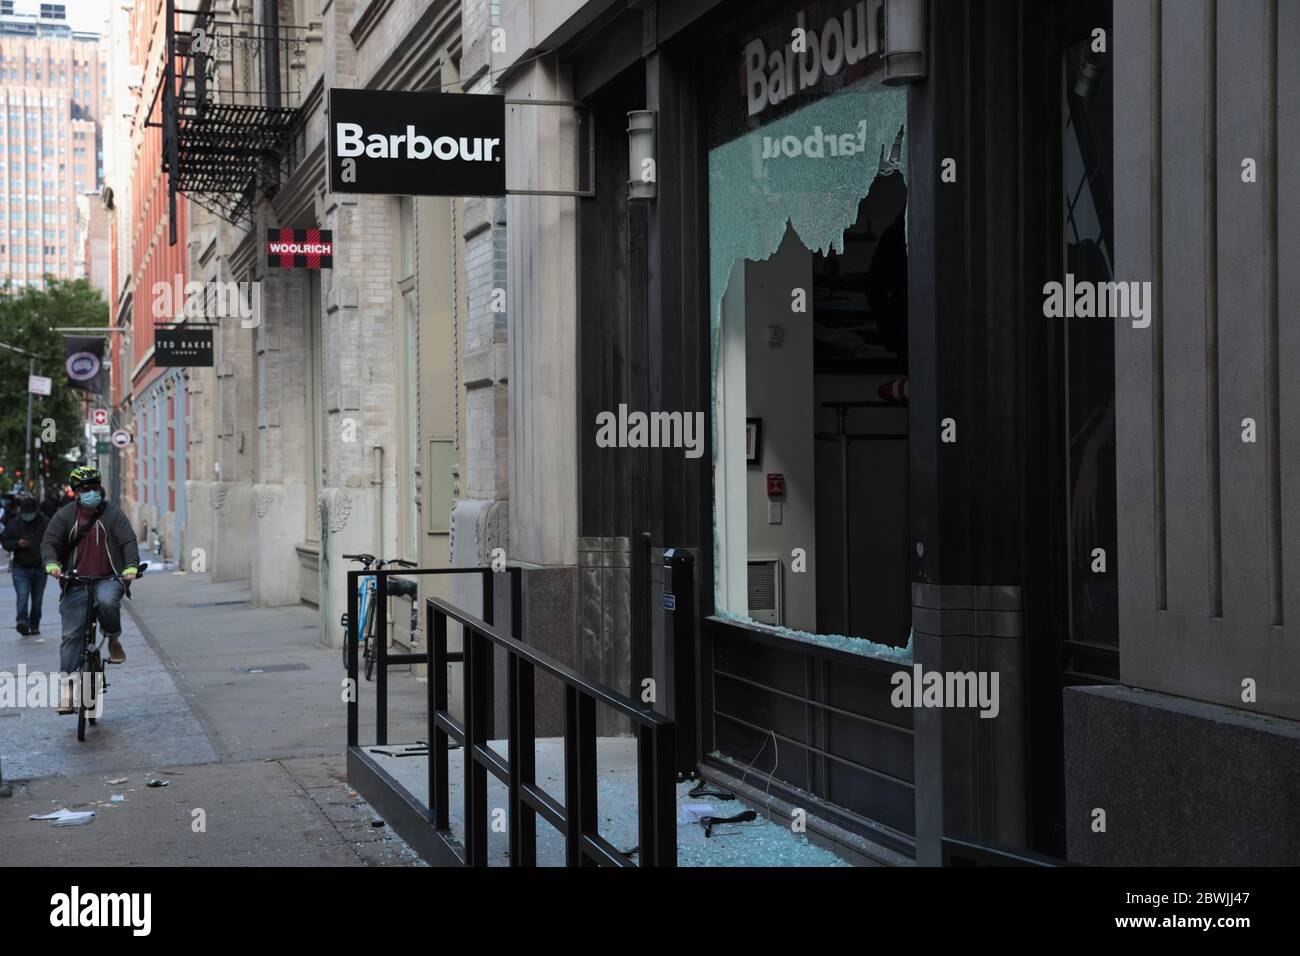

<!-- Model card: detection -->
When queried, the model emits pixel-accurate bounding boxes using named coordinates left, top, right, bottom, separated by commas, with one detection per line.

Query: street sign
left=96, top=441, right=110, bottom=455
left=91, top=408, right=109, bottom=427
left=328, top=88, right=506, bottom=197
left=111, top=429, right=131, bottom=448
left=27, top=374, right=52, bottom=396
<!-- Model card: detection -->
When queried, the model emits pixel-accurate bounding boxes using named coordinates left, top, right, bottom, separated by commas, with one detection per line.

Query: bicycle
left=61, top=561, right=148, bottom=742
left=340, top=554, right=418, bottom=681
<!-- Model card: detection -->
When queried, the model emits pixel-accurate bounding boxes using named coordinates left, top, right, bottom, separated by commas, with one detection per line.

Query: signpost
left=27, top=374, right=52, bottom=396
left=111, top=429, right=131, bottom=449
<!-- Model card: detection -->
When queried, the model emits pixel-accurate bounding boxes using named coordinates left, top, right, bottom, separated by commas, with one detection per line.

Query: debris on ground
left=29, top=808, right=96, bottom=826
left=106, top=777, right=128, bottom=785
left=110, top=795, right=125, bottom=803
left=145, top=779, right=169, bottom=788
left=678, top=802, right=715, bottom=824
left=701, top=810, right=758, bottom=838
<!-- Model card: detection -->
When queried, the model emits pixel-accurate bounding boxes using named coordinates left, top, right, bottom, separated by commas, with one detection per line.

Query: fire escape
left=149, top=1, right=314, bottom=245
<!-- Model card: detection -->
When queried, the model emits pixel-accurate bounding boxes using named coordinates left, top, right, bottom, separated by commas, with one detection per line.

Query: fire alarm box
left=766, top=473, right=785, bottom=497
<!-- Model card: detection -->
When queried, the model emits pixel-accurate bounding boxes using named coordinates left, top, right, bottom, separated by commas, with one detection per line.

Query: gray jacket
left=40, top=500, right=141, bottom=576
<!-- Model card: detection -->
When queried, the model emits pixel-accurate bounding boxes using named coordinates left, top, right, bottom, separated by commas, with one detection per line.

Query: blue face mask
left=78, top=490, right=103, bottom=509
left=20, top=511, right=36, bottom=522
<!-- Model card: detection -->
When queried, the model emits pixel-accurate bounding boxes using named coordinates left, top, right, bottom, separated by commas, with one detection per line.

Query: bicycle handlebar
left=342, top=554, right=417, bottom=569
left=61, top=561, right=149, bottom=596
left=61, top=560, right=150, bottom=582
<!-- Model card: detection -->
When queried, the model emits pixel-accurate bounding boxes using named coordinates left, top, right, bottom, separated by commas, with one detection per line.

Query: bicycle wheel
left=362, top=597, right=377, bottom=682
left=75, top=643, right=93, bottom=741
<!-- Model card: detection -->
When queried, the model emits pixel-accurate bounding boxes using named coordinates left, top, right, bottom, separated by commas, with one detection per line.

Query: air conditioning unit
left=747, top=557, right=783, bottom=626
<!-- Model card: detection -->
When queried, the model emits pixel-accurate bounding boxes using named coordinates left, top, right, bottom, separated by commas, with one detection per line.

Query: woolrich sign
left=328, top=89, right=505, bottom=197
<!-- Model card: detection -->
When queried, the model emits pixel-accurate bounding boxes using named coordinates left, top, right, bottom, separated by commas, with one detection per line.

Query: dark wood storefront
left=566, top=0, right=1112, bottom=862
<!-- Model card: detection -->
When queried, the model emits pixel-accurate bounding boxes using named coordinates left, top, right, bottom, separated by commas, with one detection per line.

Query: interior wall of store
left=743, top=229, right=817, bottom=633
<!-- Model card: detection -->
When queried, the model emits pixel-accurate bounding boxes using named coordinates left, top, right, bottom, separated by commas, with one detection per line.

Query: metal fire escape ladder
left=149, top=0, right=314, bottom=244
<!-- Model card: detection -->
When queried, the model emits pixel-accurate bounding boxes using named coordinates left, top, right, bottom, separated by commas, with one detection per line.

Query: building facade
left=0, top=0, right=104, bottom=289
left=482, top=0, right=1300, bottom=866
left=107, top=0, right=194, bottom=557
left=140, top=0, right=1300, bottom=866
left=160, top=0, right=508, bottom=700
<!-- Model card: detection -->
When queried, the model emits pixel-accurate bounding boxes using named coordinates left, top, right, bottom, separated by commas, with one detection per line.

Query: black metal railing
left=344, top=565, right=498, bottom=750
left=345, top=564, right=678, bottom=867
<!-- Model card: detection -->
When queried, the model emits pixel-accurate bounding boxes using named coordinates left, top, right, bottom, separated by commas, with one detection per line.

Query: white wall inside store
left=744, top=227, right=818, bottom=633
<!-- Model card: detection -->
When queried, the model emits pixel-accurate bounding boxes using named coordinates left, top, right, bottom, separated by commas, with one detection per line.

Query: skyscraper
left=0, top=0, right=104, bottom=289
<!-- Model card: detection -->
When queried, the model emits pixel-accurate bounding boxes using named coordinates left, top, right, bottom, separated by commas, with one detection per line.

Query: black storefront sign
left=328, top=89, right=505, bottom=197
left=267, top=228, right=334, bottom=269
left=155, top=327, right=214, bottom=367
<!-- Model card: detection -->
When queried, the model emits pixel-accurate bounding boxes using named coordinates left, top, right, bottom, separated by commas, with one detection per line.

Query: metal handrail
left=345, top=565, right=494, bottom=749
left=427, top=589, right=676, bottom=867
left=427, top=597, right=673, bottom=731
left=344, top=564, right=678, bottom=867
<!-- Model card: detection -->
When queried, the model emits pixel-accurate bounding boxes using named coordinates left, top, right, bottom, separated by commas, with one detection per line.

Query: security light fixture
left=627, top=110, right=656, bottom=201
left=882, top=0, right=928, bottom=86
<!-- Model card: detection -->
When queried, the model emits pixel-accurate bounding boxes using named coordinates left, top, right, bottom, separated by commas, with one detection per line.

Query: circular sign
left=66, top=351, right=101, bottom=381
left=111, top=429, right=131, bottom=448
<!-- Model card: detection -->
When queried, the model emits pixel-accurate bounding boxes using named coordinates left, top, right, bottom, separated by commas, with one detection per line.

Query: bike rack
left=345, top=566, right=497, bottom=748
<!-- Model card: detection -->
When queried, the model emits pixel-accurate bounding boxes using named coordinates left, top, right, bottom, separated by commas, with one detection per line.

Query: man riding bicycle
left=40, top=466, right=141, bottom=714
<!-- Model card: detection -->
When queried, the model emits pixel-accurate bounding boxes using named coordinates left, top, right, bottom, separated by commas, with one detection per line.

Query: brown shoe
left=57, top=681, right=75, bottom=714
left=107, top=635, right=126, bottom=664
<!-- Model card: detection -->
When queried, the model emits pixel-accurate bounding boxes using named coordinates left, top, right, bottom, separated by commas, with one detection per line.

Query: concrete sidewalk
left=0, top=565, right=425, bottom=865
left=113, top=568, right=428, bottom=762
left=3, top=753, right=423, bottom=866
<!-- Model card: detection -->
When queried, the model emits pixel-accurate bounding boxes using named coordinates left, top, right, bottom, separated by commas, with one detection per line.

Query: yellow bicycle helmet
left=68, top=465, right=102, bottom=489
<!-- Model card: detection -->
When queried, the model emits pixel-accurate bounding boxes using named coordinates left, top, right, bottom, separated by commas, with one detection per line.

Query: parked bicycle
left=340, top=554, right=418, bottom=681
left=63, top=561, right=148, bottom=742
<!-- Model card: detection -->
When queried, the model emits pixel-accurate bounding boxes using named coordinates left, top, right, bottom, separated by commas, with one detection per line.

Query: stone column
left=498, top=55, right=580, bottom=731
left=250, top=263, right=310, bottom=606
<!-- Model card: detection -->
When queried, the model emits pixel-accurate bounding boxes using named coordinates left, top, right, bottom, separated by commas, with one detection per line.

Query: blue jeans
left=11, top=566, right=46, bottom=631
left=59, top=579, right=124, bottom=674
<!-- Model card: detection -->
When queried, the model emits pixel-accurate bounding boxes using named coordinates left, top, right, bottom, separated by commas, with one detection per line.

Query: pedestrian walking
left=2, top=495, right=49, bottom=635
left=41, top=489, right=66, bottom=518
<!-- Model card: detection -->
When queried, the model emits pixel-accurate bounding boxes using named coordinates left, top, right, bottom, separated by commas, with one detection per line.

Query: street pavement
left=0, top=562, right=426, bottom=866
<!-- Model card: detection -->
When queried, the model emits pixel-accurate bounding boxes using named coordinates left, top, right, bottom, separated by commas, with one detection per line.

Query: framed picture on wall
left=746, top=418, right=762, bottom=465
